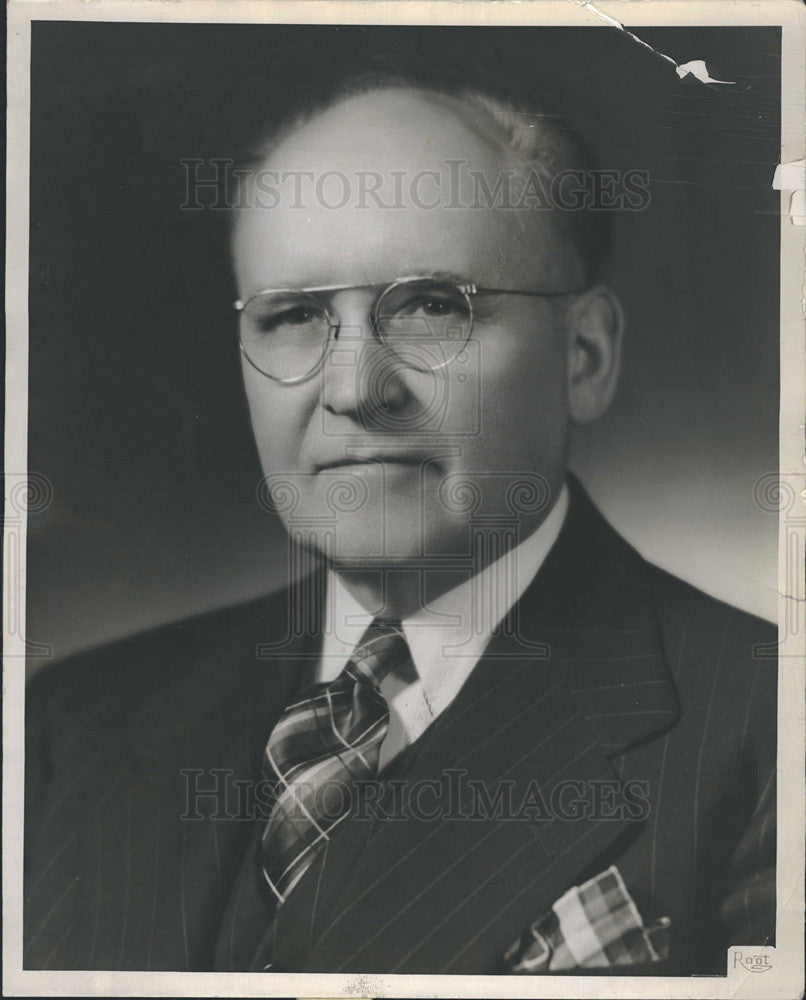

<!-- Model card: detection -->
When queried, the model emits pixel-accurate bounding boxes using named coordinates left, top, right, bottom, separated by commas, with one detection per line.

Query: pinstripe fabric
left=23, top=478, right=778, bottom=973
left=24, top=592, right=310, bottom=971
left=260, top=623, right=409, bottom=904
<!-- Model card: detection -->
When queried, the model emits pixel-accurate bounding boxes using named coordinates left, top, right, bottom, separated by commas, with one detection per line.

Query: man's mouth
left=313, top=453, right=442, bottom=474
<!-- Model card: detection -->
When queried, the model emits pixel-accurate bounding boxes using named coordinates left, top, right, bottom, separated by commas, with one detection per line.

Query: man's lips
left=313, top=454, right=442, bottom=473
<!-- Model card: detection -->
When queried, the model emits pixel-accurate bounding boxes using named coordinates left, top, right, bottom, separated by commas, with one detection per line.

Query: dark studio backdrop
left=26, top=22, right=781, bottom=672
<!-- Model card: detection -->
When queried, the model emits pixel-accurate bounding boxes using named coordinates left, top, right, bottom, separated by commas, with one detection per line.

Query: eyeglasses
left=233, top=274, right=587, bottom=384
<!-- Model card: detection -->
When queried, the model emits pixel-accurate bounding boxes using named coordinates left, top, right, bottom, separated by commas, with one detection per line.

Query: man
left=24, top=74, right=776, bottom=975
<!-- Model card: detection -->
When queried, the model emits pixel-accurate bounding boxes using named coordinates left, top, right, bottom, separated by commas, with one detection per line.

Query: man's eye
left=421, top=298, right=452, bottom=316
left=258, top=306, right=316, bottom=332
left=279, top=306, right=316, bottom=326
left=403, top=296, right=455, bottom=317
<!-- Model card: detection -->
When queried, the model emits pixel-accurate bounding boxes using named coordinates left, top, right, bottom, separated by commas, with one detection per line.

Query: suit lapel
left=292, top=481, right=680, bottom=974
left=209, top=582, right=327, bottom=972
left=122, top=589, right=318, bottom=970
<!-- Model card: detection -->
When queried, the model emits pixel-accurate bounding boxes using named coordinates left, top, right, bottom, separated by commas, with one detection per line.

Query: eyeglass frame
left=233, top=273, right=589, bottom=385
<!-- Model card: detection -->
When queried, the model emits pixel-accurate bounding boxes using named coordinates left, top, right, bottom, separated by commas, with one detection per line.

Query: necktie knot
left=345, top=620, right=409, bottom=689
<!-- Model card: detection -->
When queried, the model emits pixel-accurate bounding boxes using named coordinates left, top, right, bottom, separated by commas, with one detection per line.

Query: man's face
left=233, top=88, right=583, bottom=566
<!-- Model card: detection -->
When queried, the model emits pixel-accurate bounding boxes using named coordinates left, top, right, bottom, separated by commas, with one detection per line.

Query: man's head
left=232, top=75, right=623, bottom=570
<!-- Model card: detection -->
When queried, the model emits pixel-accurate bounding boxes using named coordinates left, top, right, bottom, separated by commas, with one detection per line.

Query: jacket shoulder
left=24, top=585, right=298, bottom=794
left=26, top=586, right=292, bottom=716
left=570, top=476, right=776, bottom=659
left=24, top=586, right=297, bottom=840
left=570, top=478, right=778, bottom=760
left=639, top=556, right=777, bottom=670
left=636, top=551, right=777, bottom=774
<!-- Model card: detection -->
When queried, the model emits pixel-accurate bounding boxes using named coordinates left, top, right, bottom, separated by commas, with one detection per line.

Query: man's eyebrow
left=419, top=269, right=472, bottom=285
left=246, top=271, right=474, bottom=296
left=377, top=270, right=478, bottom=289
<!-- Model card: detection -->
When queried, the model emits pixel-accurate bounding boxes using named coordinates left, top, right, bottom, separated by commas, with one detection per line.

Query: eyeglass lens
left=239, top=278, right=471, bottom=381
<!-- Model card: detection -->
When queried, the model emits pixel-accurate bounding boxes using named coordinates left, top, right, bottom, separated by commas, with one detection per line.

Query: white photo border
left=4, top=2, right=804, bottom=997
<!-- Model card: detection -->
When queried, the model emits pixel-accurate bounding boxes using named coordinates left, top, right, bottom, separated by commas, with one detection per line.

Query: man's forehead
left=262, top=87, right=509, bottom=178
left=232, top=87, right=582, bottom=292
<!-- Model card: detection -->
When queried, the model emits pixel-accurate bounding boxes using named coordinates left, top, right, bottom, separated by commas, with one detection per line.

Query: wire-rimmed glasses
left=234, top=274, right=587, bottom=385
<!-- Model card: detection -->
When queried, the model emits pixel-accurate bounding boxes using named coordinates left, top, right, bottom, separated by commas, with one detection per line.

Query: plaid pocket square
left=502, top=866, right=671, bottom=973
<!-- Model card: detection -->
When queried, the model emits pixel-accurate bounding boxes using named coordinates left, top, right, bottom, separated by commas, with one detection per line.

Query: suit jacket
left=23, top=478, right=777, bottom=974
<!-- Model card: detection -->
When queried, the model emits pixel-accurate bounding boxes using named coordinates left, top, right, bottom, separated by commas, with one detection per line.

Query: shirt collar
left=319, top=481, right=569, bottom=709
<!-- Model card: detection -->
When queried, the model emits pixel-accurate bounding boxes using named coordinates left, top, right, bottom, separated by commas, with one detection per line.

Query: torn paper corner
left=773, top=159, right=806, bottom=226
left=675, top=60, right=734, bottom=85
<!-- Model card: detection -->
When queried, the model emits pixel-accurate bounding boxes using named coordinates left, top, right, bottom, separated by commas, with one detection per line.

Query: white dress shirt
left=316, top=482, right=569, bottom=770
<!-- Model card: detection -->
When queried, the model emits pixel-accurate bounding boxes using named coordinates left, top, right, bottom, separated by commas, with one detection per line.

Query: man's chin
left=308, top=522, right=469, bottom=569
left=325, top=537, right=438, bottom=568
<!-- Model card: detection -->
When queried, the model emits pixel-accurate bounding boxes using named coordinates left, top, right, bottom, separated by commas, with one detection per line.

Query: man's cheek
left=247, top=398, right=308, bottom=471
left=253, top=429, right=294, bottom=476
left=409, top=339, right=482, bottom=439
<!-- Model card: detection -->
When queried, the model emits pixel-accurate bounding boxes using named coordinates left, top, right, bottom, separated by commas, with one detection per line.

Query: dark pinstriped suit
left=24, top=479, right=776, bottom=974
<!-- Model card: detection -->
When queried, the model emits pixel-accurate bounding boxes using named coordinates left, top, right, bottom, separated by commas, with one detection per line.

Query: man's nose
left=320, top=292, right=409, bottom=424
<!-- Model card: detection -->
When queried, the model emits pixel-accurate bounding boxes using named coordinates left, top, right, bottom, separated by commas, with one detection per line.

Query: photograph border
left=4, top=1, right=805, bottom=997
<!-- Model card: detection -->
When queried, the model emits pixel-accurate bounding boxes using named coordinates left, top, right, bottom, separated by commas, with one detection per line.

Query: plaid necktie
left=260, top=620, right=410, bottom=906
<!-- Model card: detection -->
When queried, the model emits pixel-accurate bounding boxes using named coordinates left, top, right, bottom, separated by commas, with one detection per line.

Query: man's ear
left=565, top=285, right=624, bottom=425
